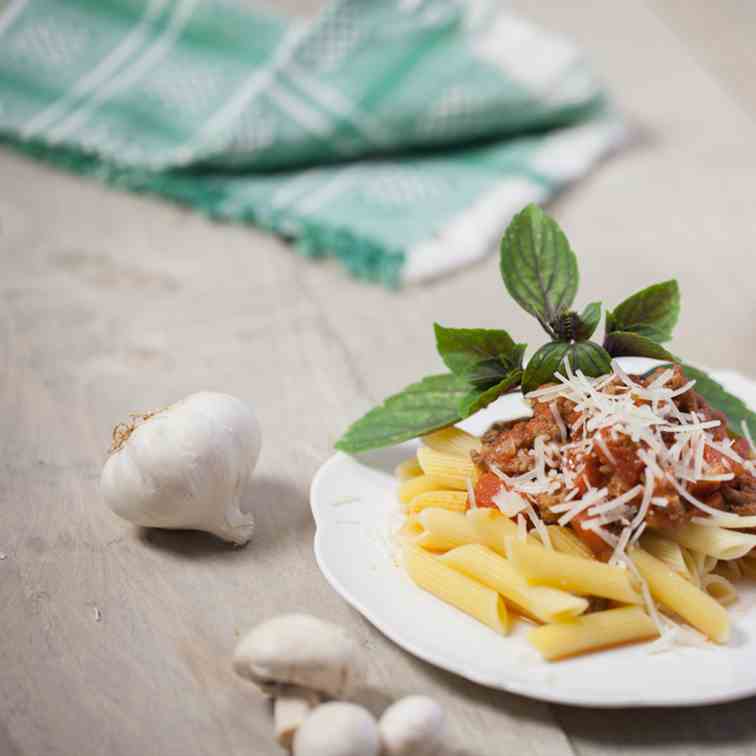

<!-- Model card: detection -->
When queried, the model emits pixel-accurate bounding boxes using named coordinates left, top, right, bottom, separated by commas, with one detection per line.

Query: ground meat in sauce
left=472, top=365, right=756, bottom=550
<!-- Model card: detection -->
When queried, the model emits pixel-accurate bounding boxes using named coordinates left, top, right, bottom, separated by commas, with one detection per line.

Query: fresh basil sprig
left=575, top=302, right=602, bottom=341
left=522, top=341, right=612, bottom=393
left=603, top=332, right=677, bottom=362
left=433, top=324, right=524, bottom=389
left=459, top=368, right=524, bottom=416
left=335, top=204, right=754, bottom=453
left=605, top=280, right=680, bottom=342
left=679, top=365, right=756, bottom=438
left=500, top=204, right=579, bottom=337
left=334, top=374, right=468, bottom=452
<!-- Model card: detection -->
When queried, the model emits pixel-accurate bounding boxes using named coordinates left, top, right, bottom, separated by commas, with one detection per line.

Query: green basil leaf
left=572, top=341, right=613, bottom=378
left=522, top=342, right=569, bottom=393
left=681, top=364, right=756, bottom=438
left=605, top=309, right=616, bottom=334
left=522, top=341, right=612, bottom=393
left=604, top=331, right=679, bottom=361
left=606, top=280, right=680, bottom=343
left=500, top=204, right=579, bottom=330
left=335, top=374, right=469, bottom=453
left=575, top=301, right=602, bottom=341
left=434, top=324, right=523, bottom=389
left=459, top=369, right=523, bottom=416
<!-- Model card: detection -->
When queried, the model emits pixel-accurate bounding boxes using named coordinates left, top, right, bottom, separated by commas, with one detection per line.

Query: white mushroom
left=100, top=392, right=260, bottom=544
left=233, top=614, right=365, bottom=748
left=378, top=695, right=446, bottom=756
left=293, top=702, right=380, bottom=756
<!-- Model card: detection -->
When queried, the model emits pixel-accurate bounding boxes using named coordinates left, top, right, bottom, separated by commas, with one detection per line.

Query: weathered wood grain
left=1, top=1, right=755, bottom=755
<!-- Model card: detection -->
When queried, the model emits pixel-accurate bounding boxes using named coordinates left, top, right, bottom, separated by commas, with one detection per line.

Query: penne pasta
left=440, top=544, right=588, bottom=623
left=416, top=446, right=475, bottom=490
left=547, top=525, right=595, bottom=560
left=692, top=514, right=756, bottom=529
left=397, top=514, right=423, bottom=544
left=403, top=508, right=479, bottom=551
left=395, top=457, right=423, bottom=481
left=404, top=508, right=538, bottom=555
left=528, top=606, right=659, bottom=661
left=404, top=490, right=468, bottom=514
left=630, top=547, right=730, bottom=643
left=421, top=427, right=481, bottom=457
left=508, top=540, right=642, bottom=605
left=403, top=544, right=508, bottom=634
left=465, top=508, right=519, bottom=555
left=661, top=523, right=756, bottom=561
left=640, top=533, right=688, bottom=577
left=701, top=574, right=738, bottom=606
left=680, top=548, right=701, bottom=587
left=397, top=474, right=448, bottom=504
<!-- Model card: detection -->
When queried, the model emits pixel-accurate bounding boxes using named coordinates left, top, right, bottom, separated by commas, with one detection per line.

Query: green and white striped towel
left=0, top=0, right=623, bottom=286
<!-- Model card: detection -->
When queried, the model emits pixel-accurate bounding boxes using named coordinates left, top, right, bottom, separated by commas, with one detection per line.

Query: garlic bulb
left=101, top=392, right=261, bottom=544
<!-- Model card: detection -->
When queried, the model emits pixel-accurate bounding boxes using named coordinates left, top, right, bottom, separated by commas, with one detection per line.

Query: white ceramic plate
left=311, top=359, right=756, bottom=707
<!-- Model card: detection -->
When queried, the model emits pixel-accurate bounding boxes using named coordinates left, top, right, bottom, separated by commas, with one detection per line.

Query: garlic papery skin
left=100, top=392, right=261, bottom=544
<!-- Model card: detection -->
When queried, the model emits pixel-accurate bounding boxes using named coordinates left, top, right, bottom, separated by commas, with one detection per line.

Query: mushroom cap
left=379, top=695, right=446, bottom=756
left=233, top=614, right=365, bottom=698
left=293, top=702, right=380, bottom=756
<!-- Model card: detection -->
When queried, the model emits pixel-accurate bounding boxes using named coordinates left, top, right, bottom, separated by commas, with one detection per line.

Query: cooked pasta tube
left=640, top=533, right=688, bottom=577
left=701, top=574, right=738, bottom=606
left=404, top=508, right=479, bottom=551
left=440, top=544, right=588, bottom=623
left=403, top=544, right=508, bottom=634
left=395, top=457, right=423, bottom=481
left=681, top=548, right=701, bottom=587
left=695, top=515, right=756, bottom=529
left=629, top=547, right=730, bottom=643
left=528, top=606, right=659, bottom=661
left=465, top=508, right=543, bottom=555
left=508, top=541, right=642, bottom=605
left=662, top=523, right=756, bottom=561
left=421, top=427, right=481, bottom=457
left=416, top=447, right=475, bottom=490
left=547, top=525, right=595, bottom=560
left=397, top=474, right=448, bottom=504
left=404, top=490, right=468, bottom=514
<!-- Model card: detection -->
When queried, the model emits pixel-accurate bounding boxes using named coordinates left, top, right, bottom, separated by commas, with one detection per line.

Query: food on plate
left=335, top=205, right=756, bottom=659
left=101, top=392, right=261, bottom=544
left=397, top=360, right=754, bottom=658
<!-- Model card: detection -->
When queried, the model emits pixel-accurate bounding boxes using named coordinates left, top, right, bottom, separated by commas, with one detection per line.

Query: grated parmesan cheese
left=510, top=361, right=752, bottom=566
left=492, top=487, right=528, bottom=517
left=525, top=503, right=552, bottom=549
left=556, top=487, right=608, bottom=526
left=549, top=401, right=567, bottom=443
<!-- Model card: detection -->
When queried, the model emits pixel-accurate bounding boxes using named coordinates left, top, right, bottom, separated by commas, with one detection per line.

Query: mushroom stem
left=274, top=687, right=321, bottom=749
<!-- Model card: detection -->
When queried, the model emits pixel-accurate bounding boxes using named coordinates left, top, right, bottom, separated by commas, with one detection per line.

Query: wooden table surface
left=2, top=1, right=756, bottom=755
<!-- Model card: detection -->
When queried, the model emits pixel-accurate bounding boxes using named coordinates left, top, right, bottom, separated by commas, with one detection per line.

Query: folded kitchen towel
left=0, top=0, right=623, bottom=285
